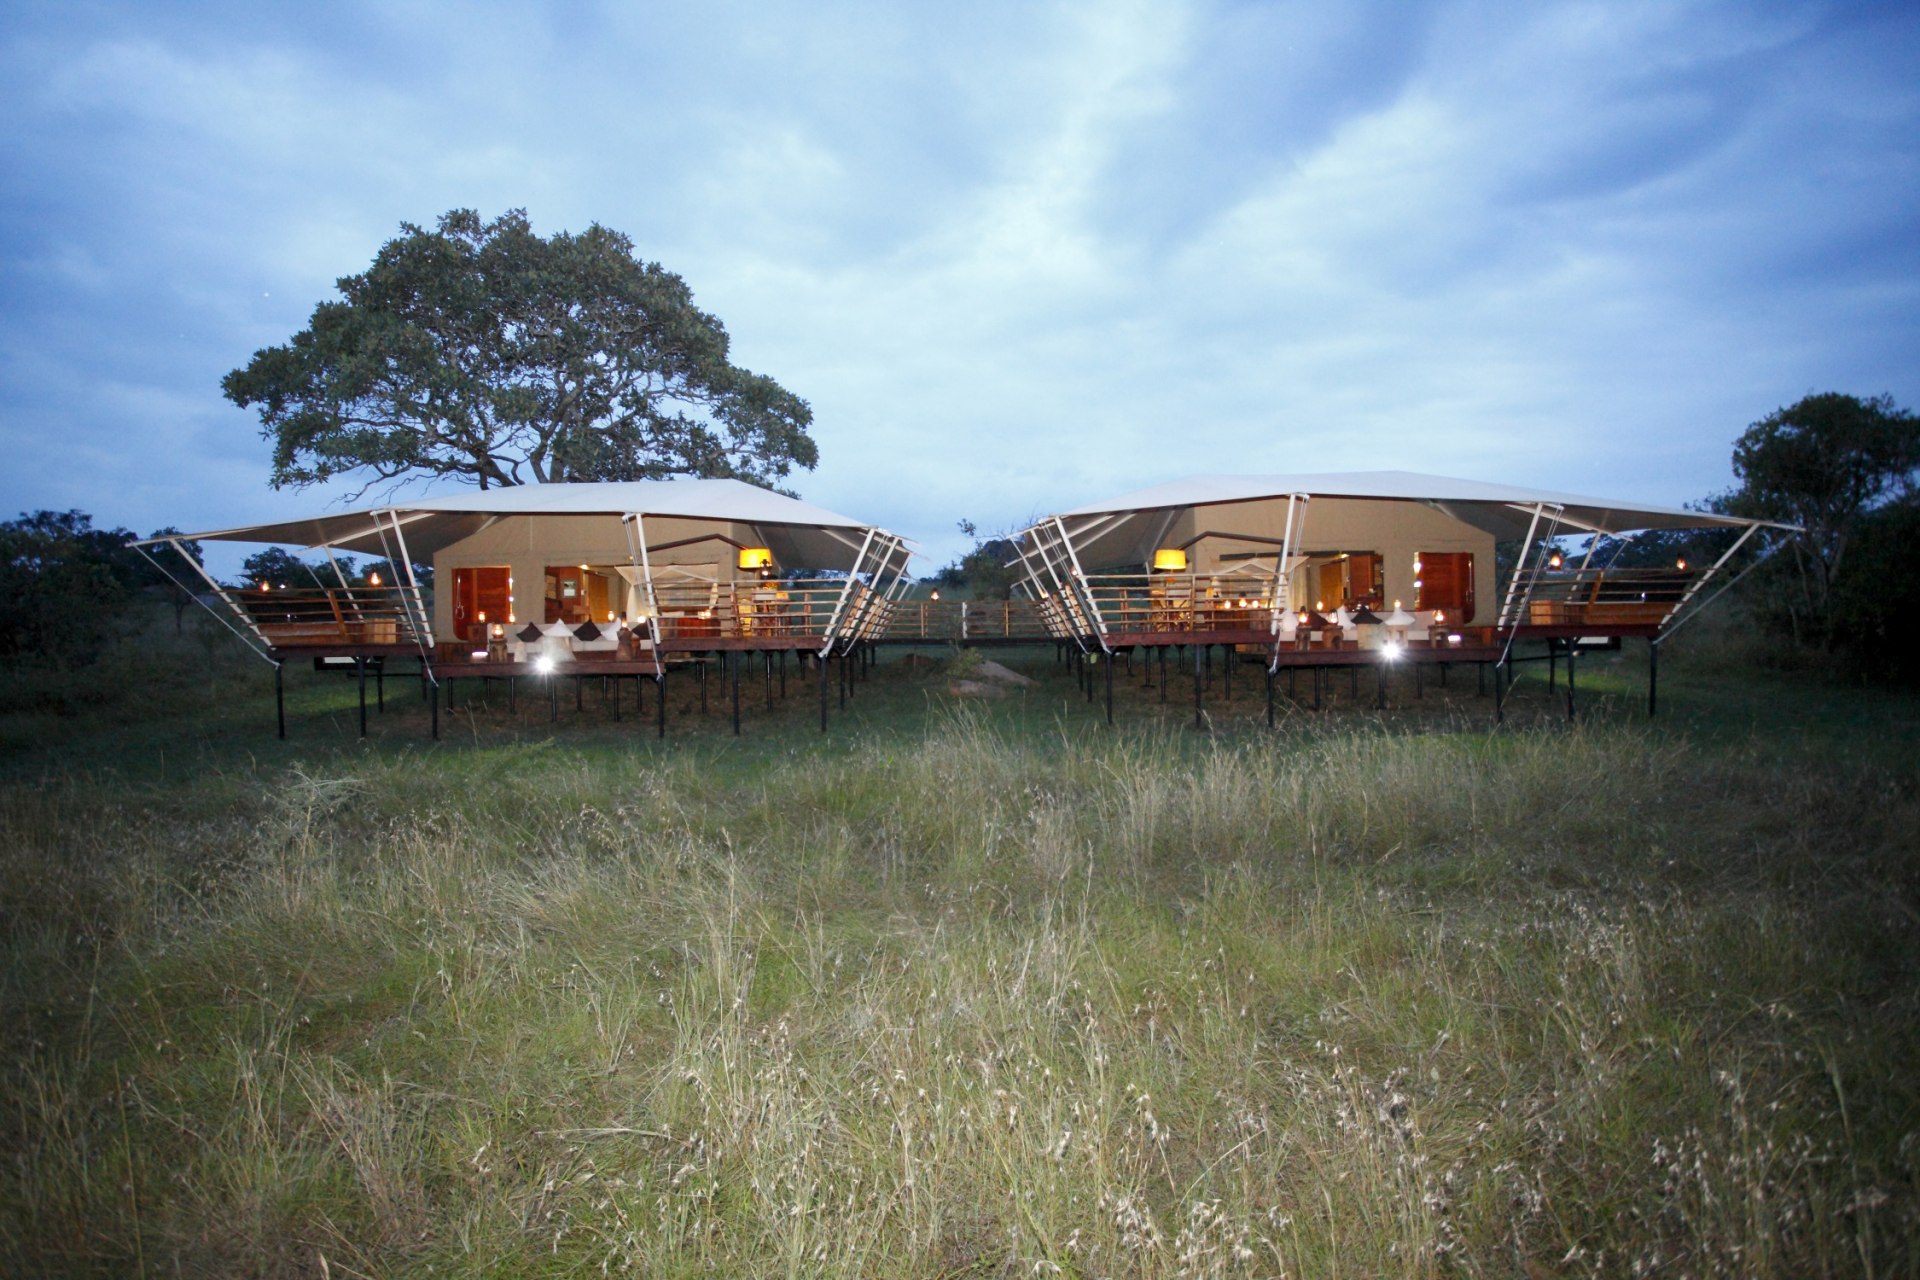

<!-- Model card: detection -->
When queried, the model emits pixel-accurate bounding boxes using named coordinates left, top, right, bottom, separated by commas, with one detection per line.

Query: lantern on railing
left=1351, top=604, right=1384, bottom=650
left=1152, top=548, right=1188, bottom=572
left=1384, top=600, right=1416, bottom=649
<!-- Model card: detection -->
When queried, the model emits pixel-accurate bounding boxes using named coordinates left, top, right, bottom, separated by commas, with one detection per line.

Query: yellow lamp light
left=1152, top=548, right=1188, bottom=572
left=738, top=546, right=774, bottom=571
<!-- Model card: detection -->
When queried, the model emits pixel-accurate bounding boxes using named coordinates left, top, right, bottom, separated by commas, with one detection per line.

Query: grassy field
left=2, top=613, right=1917, bottom=1276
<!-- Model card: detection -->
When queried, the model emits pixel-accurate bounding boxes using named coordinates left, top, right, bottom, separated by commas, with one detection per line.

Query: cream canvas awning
left=140, top=478, right=886, bottom=571
left=1046, top=470, right=1788, bottom=569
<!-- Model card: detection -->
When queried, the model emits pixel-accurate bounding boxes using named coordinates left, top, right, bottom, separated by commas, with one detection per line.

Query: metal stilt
left=1648, top=639, right=1659, bottom=718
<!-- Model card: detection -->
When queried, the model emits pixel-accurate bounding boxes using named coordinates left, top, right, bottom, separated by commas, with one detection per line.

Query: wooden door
left=1416, top=553, right=1474, bottom=622
left=453, top=567, right=511, bottom=642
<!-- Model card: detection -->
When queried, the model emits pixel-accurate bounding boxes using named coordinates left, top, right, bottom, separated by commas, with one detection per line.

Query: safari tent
left=1012, top=471, right=1791, bottom=721
left=138, top=478, right=914, bottom=737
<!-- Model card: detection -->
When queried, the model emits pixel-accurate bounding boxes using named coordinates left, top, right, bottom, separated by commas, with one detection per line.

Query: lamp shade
left=738, top=547, right=774, bottom=571
left=1151, top=548, right=1188, bottom=572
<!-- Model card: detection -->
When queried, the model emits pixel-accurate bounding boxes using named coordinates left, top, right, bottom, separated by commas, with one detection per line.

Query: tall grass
left=3, top=694, right=1917, bottom=1274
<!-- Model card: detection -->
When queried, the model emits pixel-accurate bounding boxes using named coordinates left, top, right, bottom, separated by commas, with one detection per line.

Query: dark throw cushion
left=516, top=623, right=543, bottom=643
left=573, top=620, right=603, bottom=642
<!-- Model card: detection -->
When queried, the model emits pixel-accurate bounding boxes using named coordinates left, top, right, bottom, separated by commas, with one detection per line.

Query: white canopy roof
left=146, top=478, right=887, bottom=570
left=1035, top=470, right=1790, bottom=572
left=1055, top=469, right=1778, bottom=539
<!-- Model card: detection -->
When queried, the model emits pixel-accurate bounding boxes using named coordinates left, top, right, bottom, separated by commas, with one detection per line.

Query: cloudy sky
left=3, top=0, right=1916, bottom=575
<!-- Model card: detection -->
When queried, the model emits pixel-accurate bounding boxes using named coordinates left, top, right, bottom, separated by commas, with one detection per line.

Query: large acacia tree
left=224, top=209, right=818, bottom=494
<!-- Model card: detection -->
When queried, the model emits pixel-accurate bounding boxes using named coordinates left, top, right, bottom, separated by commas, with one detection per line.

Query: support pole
left=357, top=658, right=368, bottom=738
left=430, top=672, right=439, bottom=740
left=1265, top=666, right=1274, bottom=727
left=657, top=671, right=667, bottom=738
left=1376, top=659, right=1387, bottom=710
left=820, top=649, right=830, bottom=732
left=1648, top=638, right=1659, bottom=718
left=1193, top=641, right=1203, bottom=730
left=1105, top=648, right=1114, bottom=725
left=731, top=650, right=741, bottom=735
left=1494, top=658, right=1506, bottom=725
left=765, top=651, right=774, bottom=710
left=275, top=661, right=285, bottom=739
left=1566, top=640, right=1578, bottom=722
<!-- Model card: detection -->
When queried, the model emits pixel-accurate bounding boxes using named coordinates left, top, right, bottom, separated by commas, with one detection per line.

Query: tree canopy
left=0, top=511, right=196, bottom=662
left=223, top=209, right=818, bottom=496
left=1722, top=392, right=1918, bottom=609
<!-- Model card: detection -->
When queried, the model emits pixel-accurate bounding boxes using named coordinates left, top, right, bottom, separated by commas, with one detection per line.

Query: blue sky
left=3, top=0, right=1915, bottom=575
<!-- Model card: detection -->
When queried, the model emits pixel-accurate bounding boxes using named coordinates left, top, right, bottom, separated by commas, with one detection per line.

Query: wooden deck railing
left=879, top=600, right=1054, bottom=641
left=1077, top=573, right=1283, bottom=637
left=1523, top=567, right=1696, bottom=625
left=237, top=585, right=428, bottom=648
left=647, top=580, right=861, bottom=642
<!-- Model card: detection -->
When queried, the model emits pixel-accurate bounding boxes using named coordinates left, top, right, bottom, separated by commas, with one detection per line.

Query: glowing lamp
left=369, top=571, right=382, bottom=587
left=490, top=622, right=504, bottom=639
left=929, top=590, right=940, bottom=601
left=1676, top=557, right=1689, bottom=571
left=738, top=547, right=774, bottom=571
left=1548, top=551, right=1564, bottom=569
left=1152, top=548, right=1188, bottom=572
left=534, top=656, right=555, bottom=675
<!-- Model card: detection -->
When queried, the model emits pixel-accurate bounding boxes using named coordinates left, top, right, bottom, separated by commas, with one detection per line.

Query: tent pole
left=275, top=661, right=285, bottom=739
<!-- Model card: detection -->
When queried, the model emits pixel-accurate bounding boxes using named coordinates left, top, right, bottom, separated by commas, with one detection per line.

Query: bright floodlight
left=1382, top=642, right=1403, bottom=661
left=535, top=656, right=555, bottom=675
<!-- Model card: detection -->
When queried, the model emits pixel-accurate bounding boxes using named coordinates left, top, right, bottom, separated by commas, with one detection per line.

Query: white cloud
left=0, top=0, right=1915, bottom=576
